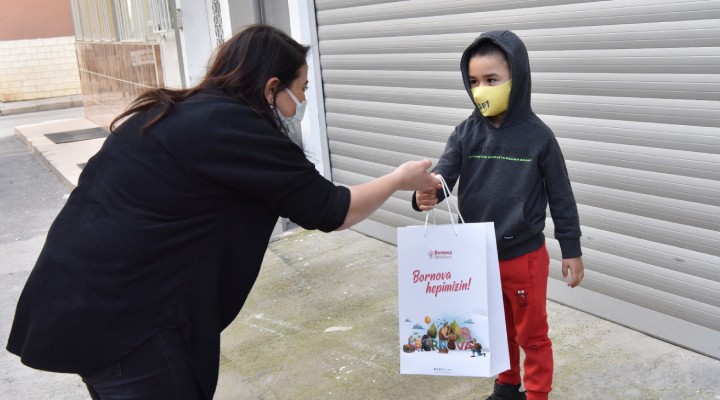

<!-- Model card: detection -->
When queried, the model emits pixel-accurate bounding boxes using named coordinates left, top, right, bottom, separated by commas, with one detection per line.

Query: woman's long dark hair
left=110, top=24, right=310, bottom=133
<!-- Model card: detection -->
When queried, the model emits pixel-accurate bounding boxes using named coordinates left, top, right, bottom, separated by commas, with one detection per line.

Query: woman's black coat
left=7, top=91, right=350, bottom=399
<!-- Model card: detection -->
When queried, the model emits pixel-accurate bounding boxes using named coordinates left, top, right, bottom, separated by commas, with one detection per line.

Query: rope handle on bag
left=423, top=175, right=466, bottom=236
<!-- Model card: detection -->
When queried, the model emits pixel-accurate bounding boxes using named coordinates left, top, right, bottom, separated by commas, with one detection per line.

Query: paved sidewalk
left=0, top=95, right=84, bottom=116
left=2, top=109, right=720, bottom=399
left=14, top=115, right=104, bottom=189
left=2, top=96, right=98, bottom=190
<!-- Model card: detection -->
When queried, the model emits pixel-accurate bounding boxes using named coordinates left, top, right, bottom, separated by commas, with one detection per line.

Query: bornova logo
left=428, top=250, right=453, bottom=260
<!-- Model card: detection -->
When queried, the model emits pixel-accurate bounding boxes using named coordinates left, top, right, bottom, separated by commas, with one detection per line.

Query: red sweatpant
left=497, top=243, right=552, bottom=400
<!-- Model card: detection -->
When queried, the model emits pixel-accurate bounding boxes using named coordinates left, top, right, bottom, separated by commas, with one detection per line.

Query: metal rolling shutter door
left=314, top=0, right=720, bottom=358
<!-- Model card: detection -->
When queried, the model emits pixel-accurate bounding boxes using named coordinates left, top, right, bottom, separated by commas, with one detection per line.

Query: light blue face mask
left=279, top=88, right=307, bottom=147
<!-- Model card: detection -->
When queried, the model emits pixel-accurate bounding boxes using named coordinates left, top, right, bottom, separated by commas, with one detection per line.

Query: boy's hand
left=562, top=257, right=585, bottom=288
left=415, top=173, right=442, bottom=211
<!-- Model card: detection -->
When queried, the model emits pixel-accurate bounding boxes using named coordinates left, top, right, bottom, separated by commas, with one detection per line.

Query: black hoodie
left=413, top=31, right=581, bottom=261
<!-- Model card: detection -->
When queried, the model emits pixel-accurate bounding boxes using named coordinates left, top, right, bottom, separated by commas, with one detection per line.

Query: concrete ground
left=1, top=106, right=719, bottom=399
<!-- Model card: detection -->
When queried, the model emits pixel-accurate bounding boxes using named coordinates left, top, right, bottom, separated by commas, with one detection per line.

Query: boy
left=412, top=31, right=585, bottom=400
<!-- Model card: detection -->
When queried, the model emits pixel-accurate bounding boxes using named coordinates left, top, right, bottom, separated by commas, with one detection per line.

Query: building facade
left=0, top=0, right=81, bottom=102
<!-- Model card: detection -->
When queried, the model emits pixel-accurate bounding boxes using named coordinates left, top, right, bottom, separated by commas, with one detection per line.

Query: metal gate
left=313, top=0, right=720, bottom=358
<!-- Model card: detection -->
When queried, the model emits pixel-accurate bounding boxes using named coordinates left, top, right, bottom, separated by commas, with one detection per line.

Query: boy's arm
left=411, top=126, right=464, bottom=211
left=539, top=135, right=582, bottom=258
left=540, top=135, right=585, bottom=287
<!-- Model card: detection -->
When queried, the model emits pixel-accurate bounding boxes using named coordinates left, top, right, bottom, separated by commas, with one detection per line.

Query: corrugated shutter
left=314, top=0, right=720, bottom=358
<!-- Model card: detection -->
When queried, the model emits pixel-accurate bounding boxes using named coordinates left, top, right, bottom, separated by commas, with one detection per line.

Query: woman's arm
left=338, top=160, right=438, bottom=230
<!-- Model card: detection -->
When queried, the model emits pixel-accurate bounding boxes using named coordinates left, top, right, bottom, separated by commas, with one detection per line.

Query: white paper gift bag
left=397, top=179, right=509, bottom=377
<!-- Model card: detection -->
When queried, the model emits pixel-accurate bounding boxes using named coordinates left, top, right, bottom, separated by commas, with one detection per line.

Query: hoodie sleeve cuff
left=413, top=189, right=448, bottom=212
left=411, top=192, right=422, bottom=212
left=557, top=238, right=582, bottom=259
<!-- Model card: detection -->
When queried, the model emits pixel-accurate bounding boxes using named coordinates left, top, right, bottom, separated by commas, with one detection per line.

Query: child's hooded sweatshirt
left=413, top=30, right=582, bottom=261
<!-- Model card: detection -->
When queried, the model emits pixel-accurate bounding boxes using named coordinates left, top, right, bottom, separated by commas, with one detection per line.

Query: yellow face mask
left=471, top=80, right=512, bottom=117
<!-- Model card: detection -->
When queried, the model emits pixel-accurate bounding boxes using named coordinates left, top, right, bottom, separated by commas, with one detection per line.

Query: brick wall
left=0, top=36, right=81, bottom=102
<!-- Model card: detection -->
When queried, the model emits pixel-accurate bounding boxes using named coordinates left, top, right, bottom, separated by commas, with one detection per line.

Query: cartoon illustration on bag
left=400, top=315, right=485, bottom=356
left=468, top=338, right=484, bottom=357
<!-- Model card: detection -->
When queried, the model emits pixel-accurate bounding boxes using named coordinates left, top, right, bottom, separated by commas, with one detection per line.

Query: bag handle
left=424, top=175, right=466, bottom=236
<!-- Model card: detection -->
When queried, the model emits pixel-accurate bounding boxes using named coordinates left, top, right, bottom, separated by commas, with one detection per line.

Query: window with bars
left=70, top=0, right=171, bottom=43
left=70, top=0, right=114, bottom=41
left=149, top=0, right=172, bottom=33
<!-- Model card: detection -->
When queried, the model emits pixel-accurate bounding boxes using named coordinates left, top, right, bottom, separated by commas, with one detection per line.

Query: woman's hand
left=392, top=160, right=440, bottom=191
left=338, top=160, right=439, bottom=230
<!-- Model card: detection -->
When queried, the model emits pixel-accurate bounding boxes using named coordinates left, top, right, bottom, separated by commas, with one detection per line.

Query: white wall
left=175, top=0, right=214, bottom=87
left=287, top=0, right=331, bottom=178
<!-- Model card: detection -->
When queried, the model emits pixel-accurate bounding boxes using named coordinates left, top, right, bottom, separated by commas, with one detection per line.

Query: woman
left=6, top=25, right=438, bottom=399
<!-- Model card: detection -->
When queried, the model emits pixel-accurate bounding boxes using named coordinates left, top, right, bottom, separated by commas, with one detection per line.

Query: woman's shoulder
left=148, top=91, right=288, bottom=154
left=178, top=90, right=254, bottom=116
left=166, top=91, right=274, bottom=132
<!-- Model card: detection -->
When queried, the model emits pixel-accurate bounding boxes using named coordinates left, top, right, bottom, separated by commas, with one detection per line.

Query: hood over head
left=460, top=30, right=532, bottom=128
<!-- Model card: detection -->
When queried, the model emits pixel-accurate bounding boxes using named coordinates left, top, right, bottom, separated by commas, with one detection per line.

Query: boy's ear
left=264, top=77, right=281, bottom=105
